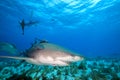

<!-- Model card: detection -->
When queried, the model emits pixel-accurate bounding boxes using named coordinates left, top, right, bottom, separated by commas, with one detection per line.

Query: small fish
left=0, top=41, right=84, bottom=66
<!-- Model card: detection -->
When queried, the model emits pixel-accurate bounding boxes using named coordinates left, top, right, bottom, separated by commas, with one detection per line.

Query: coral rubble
left=0, top=57, right=120, bottom=80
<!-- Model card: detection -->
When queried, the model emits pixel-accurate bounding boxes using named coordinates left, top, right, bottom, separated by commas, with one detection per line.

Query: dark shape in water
left=19, top=19, right=39, bottom=35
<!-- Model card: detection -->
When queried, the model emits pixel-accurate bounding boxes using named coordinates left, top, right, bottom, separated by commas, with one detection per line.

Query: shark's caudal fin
left=0, top=42, right=19, bottom=55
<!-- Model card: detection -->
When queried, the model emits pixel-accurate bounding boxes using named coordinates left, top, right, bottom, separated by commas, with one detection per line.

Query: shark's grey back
left=26, top=42, right=83, bottom=59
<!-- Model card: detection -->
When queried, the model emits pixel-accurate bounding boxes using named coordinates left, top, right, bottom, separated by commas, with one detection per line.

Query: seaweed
left=114, top=65, right=120, bottom=73
left=6, top=74, right=32, bottom=80
left=80, top=70, right=88, bottom=80
left=100, top=67, right=112, bottom=74
left=78, top=61, right=87, bottom=70
left=111, top=73, right=120, bottom=80
left=90, top=69, right=107, bottom=80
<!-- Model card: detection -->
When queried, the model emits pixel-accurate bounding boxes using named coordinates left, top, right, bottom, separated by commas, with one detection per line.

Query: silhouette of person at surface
left=19, top=11, right=39, bottom=35
left=19, top=19, right=39, bottom=35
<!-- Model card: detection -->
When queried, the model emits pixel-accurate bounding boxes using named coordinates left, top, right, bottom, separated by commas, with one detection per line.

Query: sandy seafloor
left=0, top=57, right=120, bottom=80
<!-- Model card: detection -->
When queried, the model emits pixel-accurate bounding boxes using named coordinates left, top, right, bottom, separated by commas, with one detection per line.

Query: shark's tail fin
left=0, top=42, right=19, bottom=55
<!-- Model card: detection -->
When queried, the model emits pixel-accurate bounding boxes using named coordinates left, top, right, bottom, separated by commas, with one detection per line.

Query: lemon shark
left=0, top=41, right=84, bottom=66
left=0, top=42, right=19, bottom=54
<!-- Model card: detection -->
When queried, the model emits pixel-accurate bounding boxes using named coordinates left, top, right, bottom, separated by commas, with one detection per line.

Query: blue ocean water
left=0, top=0, right=120, bottom=80
left=0, top=0, right=120, bottom=57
